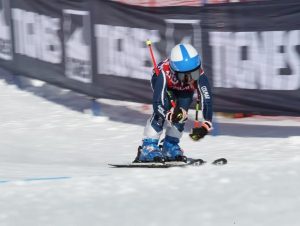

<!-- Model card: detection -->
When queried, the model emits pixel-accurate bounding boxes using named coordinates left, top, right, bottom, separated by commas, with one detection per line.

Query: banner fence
left=0, top=0, right=299, bottom=115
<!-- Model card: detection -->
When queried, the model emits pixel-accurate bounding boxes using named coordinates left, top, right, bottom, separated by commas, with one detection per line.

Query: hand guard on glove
left=189, top=121, right=212, bottom=141
left=166, top=107, right=188, bottom=124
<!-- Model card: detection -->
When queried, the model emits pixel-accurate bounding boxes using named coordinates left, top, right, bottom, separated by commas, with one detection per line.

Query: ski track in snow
left=0, top=78, right=300, bottom=226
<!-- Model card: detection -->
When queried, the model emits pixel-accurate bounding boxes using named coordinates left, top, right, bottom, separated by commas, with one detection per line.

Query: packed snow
left=0, top=73, right=300, bottom=226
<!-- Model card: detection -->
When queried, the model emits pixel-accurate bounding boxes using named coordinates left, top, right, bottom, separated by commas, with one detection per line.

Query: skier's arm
left=197, top=73, right=213, bottom=122
left=189, top=73, right=213, bottom=141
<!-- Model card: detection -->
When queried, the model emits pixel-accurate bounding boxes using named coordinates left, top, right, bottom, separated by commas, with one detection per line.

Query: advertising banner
left=0, top=0, right=12, bottom=60
left=0, top=0, right=299, bottom=115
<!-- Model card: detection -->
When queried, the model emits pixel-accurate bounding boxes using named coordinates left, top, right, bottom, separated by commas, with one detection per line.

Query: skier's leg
left=134, top=113, right=165, bottom=162
left=163, top=91, right=194, bottom=161
left=143, top=112, right=164, bottom=140
left=135, top=75, right=171, bottom=163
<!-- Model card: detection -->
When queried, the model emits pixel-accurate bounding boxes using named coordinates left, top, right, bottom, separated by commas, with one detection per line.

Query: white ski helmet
left=170, top=43, right=201, bottom=72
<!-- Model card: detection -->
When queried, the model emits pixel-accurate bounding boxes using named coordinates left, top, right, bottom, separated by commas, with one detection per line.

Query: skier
left=135, top=43, right=213, bottom=163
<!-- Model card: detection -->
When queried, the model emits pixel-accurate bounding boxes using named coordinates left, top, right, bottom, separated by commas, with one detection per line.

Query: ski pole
left=194, top=100, right=201, bottom=128
left=146, top=39, right=176, bottom=108
left=189, top=91, right=202, bottom=141
left=146, top=40, right=160, bottom=76
left=194, top=89, right=201, bottom=128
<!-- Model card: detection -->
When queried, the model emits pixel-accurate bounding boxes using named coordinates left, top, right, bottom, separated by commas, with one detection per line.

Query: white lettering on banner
left=0, top=0, right=12, bottom=60
left=164, top=19, right=202, bottom=58
left=95, top=24, right=161, bottom=80
left=209, top=30, right=300, bottom=90
left=63, top=9, right=92, bottom=83
left=12, top=8, right=62, bottom=64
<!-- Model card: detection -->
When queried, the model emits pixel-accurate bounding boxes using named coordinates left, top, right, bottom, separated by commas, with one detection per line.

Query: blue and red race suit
left=151, top=58, right=213, bottom=125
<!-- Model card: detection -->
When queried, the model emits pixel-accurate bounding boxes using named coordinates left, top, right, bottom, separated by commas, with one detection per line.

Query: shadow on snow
left=0, top=69, right=298, bottom=139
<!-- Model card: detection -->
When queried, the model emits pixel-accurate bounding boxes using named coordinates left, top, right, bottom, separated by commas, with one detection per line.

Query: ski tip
left=212, top=158, right=228, bottom=165
left=188, top=158, right=206, bottom=166
left=108, top=164, right=120, bottom=168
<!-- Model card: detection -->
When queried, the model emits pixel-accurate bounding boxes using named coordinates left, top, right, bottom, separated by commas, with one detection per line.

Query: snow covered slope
left=0, top=76, right=300, bottom=226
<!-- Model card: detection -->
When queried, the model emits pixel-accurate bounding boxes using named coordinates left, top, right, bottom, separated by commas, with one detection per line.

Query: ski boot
left=134, top=138, right=165, bottom=163
left=162, top=136, right=187, bottom=162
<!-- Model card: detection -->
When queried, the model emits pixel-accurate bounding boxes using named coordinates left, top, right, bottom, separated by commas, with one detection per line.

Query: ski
left=212, top=158, right=227, bottom=165
left=109, top=158, right=227, bottom=168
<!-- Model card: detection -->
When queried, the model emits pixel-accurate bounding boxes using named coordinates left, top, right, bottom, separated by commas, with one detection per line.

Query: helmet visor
left=177, top=68, right=200, bottom=82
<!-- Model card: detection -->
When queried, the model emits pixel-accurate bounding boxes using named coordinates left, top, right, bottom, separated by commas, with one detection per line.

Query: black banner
left=0, top=0, right=299, bottom=115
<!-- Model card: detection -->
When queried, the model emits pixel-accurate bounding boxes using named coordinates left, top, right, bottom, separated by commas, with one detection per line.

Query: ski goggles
left=176, top=67, right=201, bottom=82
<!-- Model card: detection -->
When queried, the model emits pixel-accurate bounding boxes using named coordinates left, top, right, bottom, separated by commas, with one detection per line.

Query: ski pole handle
left=146, top=40, right=160, bottom=76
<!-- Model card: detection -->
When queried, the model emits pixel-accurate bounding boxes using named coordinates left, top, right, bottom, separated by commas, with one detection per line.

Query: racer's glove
left=189, top=121, right=212, bottom=141
left=166, top=107, right=188, bottom=124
